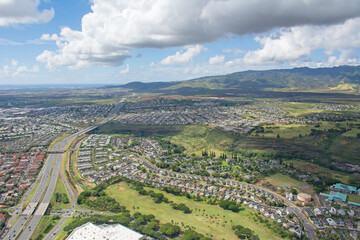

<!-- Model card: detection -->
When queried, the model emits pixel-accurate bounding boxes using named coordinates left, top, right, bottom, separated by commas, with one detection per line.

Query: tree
left=159, top=223, right=180, bottom=237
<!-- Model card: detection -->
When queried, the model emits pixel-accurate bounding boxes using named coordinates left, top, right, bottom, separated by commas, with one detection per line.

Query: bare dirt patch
left=117, top=185, right=125, bottom=191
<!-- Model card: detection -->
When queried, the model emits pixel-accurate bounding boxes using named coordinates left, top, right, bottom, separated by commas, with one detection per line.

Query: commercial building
left=66, top=222, right=145, bottom=240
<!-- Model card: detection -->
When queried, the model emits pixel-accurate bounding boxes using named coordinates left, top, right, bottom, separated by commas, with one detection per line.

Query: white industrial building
left=66, top=222, right=145, bottom=240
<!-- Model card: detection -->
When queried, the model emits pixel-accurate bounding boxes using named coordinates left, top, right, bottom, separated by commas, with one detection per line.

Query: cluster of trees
left=162, top=186, right=192, bottom=199
left=219, top=200, right=242, bottom=213
left=201, top=150, right=216, bottom=158
left=157, top=139, right=185, bottom=155
left=156, top=162, right=181, bottom=172
left=34, top=215, right=61, bottom=240
left=136, top=186, right=169, bottom=204
left=251, top=213, right=296, bottom=239
left=170, top=203, right=192, bottom=214
left=135, top=186, right=193, bottom=214
left=55, top=192, right=69, bottom=204
left=183, top=229, right=212, bottom=240
left=310, top=128, right=347, bottom=137
left=129, top=140, right=141, bottom=147
left=77, top=177, right=127, bottom=212
left=130, top=212, right=168, bottom=240
left=64, top=214, right=132, bottom=232
left=159, top=223, right=181, bottom=237
left=232, top=225, right=259, bottom=240
left=220, top=153, right=228, bottom=160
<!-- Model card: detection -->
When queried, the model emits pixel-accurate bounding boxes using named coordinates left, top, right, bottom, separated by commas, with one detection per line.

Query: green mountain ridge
left=119, top=65, right=360, bottom=94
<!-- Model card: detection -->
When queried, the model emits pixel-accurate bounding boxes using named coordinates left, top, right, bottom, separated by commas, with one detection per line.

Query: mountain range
left=117, top=65, right=360, bottom=94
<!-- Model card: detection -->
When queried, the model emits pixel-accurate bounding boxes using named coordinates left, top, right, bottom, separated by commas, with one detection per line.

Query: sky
left=1, top=0, right=360, bottom=85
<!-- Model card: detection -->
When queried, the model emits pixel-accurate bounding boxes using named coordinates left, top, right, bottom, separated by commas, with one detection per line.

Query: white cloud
left=38, top=0, right=360, bottom=69
left=0, top=38, right=22, bottom=45
left=222, top=48, right=244, bottom=56
left=208, top=55, right=225, bottom=65
left=0, top=59, right=39, bottom=77
left=120, top=64, right=130, bottom=74
left=0, top=0, right=54, bottom=27
left=160, top=45, right=205, bottom=65
left=234, top=17, right=360, bottom=66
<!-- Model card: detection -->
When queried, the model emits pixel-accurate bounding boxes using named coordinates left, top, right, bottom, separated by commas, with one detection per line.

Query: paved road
left=4, top=99, right=125, bottom=240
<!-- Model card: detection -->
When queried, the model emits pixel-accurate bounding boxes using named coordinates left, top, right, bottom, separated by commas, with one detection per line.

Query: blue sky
left=1, top=0, right=360, bottom=85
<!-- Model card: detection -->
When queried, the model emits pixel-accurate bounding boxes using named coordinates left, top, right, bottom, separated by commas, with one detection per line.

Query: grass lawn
left=348, top=194, right=360, bottom=204
left=251, top=123, right=314, bottom=139
left=30, top=215, right=61, bottom=240
left=276, top=102, right=322, bottom=117
left=106, top=182, right=284, bottom=240
left=50, top=175, right=72, bottom=210
left=265, top=173, right=305, bottom=188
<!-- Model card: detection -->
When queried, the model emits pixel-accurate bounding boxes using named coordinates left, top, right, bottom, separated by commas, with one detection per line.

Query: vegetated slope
left=119, top=65, right=360, bottom=93
left=91, top=123, right=360, bottom=165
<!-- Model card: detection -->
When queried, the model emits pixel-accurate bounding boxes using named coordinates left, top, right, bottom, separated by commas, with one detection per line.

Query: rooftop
left=66, top=222, right=144, bottom=240
left=321, top=191, right=347, bottom=202
left=332, top=183, right=357, bottom=192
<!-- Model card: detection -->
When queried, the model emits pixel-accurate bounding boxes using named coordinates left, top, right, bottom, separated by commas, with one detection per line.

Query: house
left=314, top=208, right=322, bottom=216
left=326, top=218, right=337, bottom=226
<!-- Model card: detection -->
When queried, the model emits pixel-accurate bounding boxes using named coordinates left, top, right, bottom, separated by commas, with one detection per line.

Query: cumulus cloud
left=160, top=45, right=205, bottom=65
left=37, top=0, right=360, bottom=69
left=0, top=0, right=54, bottom=27
left=242, top=17, right=360, bottom=66
left=0, top=59, right=39, bottom=77
left=209, top=55, right=225, bottom=65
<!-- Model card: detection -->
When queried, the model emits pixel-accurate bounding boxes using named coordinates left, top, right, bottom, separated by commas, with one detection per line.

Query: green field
left=276, top=102, right=322, bottom=117
left=163, top=125, right=234, bottom=156
left=265, top=173, right=306, bottom=188
left=106, top=182, right=284, bottom=240
left=348, top=194, right=360, bottom=204
left=50, top=176, right=72, bottom=210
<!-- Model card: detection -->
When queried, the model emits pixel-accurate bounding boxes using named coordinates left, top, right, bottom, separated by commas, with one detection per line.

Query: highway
left=4, top=99, right=125, bottom=240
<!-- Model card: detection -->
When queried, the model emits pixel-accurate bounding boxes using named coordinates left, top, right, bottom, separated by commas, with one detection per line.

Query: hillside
left=119, top=66, right=360, bottom=94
